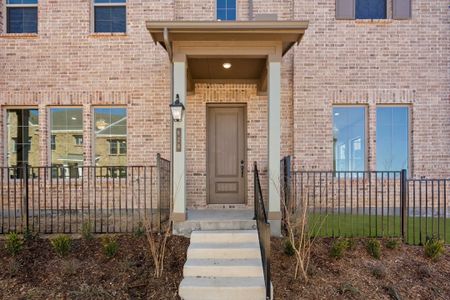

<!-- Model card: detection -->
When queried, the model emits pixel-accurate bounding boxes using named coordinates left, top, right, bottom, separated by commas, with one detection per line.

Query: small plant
left=371, top=264, right=387, bottom=279
left=424, top=236, right=445, bottom=261
left=386, top=238, right=400, bottom=250
left=51, top=235, right=71, bottom=257
left=383, top=285, right=401, bottom=300
left=338, top=283, right=360, bottom=296
left=367, top=239, right=381, bottom=259
left=330, top=238, right=349, bottom=259
left=81, top=221, right=94, bottom=241
left=134, top=222, right=145, bottom=238
left=283, top=238, right=295, bottom=256
left=5, top=232, right=23, bottom=256
left=102, top=235, right=119, bottom=258
left=346, top=238, right=356, bottom=251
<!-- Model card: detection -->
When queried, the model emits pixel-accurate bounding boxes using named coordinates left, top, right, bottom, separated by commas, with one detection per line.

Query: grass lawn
left=308, top=213, right=450, bottom=244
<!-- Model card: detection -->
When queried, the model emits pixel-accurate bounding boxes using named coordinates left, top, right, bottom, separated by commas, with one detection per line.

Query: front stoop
left=179, top=230, right=267, bottom=300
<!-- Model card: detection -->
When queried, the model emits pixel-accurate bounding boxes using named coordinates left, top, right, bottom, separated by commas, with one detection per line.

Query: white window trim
left=4, top=1, right=39, bottom=34
left=91, top=0, right=127, bottom=34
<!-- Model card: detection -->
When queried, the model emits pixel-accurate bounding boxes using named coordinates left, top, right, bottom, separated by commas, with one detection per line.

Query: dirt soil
left=1, top=235, right=449, bottom=299
left=0, top=235, right=189, bottom=299
left=271, top=237, right=450, bottom=300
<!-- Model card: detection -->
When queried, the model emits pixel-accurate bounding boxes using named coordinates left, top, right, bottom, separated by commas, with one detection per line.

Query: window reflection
left=376, top=107, right=409, bottom=172
left=6, top=109, right=40, bottom=177
left=50, top=108, right=84, bottom=178
left=333, top=107, right=366, bottom=171
left=94, top=107, right=127, bottom=176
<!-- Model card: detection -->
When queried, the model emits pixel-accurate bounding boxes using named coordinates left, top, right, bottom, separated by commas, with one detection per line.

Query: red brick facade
left=1, top=1, right=449, bottom=209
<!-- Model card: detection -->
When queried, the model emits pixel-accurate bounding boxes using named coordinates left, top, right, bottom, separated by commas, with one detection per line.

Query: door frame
left=206, top=103, right=248, bottom=206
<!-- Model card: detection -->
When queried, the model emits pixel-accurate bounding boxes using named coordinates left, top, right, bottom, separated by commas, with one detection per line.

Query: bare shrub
left=144, top=218, right=171, bottom=278
left=281, top=179, right=325, bottom=282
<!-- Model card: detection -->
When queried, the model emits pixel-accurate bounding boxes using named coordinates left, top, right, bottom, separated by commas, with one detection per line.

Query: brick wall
left=0, top=0, right=449, bottom=211
left=293, top=0, right=450, bottom=177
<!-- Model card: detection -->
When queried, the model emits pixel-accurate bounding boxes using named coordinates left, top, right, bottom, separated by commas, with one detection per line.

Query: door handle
left=240, top=160, right=245, bottom=177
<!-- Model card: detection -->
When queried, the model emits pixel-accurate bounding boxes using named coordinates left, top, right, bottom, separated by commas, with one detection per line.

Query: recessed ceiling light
left=222, top=62, right=232, bottom=69
left=71, top=117, right=77, bottom=120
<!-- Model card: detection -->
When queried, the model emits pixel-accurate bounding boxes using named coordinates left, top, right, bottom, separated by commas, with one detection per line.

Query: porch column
left=267, top=54, right=281, bottom=236
left=172, top=53, right=187, bottom=222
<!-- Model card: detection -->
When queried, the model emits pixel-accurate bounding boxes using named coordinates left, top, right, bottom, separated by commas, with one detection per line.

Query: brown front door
left=207, top=105, right=246, bottom=204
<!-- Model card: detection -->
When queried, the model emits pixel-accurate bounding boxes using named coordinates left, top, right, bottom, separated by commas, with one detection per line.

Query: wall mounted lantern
left=170, top=94, right=185, bottom=122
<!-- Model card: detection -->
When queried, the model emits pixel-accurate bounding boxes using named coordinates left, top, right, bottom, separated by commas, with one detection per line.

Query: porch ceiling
left=146, top=21, right=309, bottom=56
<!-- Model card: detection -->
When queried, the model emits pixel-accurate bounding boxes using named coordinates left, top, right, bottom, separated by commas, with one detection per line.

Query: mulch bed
left=271, top=237, right=450, bottom=299
left=0, top=235, right=189, bottom=299
left=1, top=234, right=449, bottom=299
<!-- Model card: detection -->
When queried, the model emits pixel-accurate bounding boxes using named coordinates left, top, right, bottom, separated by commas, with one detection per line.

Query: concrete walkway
left=179, top=230, right=266, bottom=300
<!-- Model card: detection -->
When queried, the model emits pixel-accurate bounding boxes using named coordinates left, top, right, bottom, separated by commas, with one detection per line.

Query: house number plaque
left=176, top=128, right=182, bottom=152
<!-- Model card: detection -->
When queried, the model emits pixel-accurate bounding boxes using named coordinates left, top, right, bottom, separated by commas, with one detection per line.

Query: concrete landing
left=179, top=230, right=266, bottom=300
left=173, top=209, right=256, bottom=237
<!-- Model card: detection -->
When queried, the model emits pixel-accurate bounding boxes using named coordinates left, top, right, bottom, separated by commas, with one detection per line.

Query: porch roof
left=146, top=21, right=309, bottom=56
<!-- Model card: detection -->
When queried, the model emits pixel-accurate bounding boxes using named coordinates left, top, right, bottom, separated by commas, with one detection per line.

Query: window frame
left=332, top=105, right=369, bottom=172
left=375, top=104, right=411, bottom=174
left=91, top=0, right=127, bottom=34
left=5, top=0, right=39, bottom=34
left=216, top=0, right=237, bottom=21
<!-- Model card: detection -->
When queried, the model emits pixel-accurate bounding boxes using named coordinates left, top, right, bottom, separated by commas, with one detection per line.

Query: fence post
left=22, top=164, right=30, bottom=233
left=157, top=153, right=162, bottom=233
left=400, top=169, right=407, bottom=242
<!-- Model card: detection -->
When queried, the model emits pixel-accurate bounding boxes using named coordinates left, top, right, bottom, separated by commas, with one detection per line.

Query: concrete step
left=187, top=242, right=261, bottom=259
left=184, top=258, right=263, bottom=278
left=173, top=220, right=256, bottom=237
left=179, top=276, right=266, bottom=300
left=191, top=230, right=259, bottom=244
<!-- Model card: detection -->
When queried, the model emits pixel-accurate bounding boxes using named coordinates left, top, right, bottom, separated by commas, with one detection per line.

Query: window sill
left=354, top=19, right=394, bottom=25
left=89, top=32, right=128, bottom=39
left=0, top=33, right=39, bottom=39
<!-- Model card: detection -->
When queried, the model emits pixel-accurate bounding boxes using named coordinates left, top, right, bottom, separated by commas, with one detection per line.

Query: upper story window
left=356, top=0, right=386, bottom=19
left=376, top=106, right=409, bottom=172
left=93, top=0, right=126, bottom=33
left=6, top=0, right=38, bottom=33
left=333, top=107, right=366, bottom=172
left=336, top=0, right=411, bottom=20
left=217, top=0, right=236, bottom=21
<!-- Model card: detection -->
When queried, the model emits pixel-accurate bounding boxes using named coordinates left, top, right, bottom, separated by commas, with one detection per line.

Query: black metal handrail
left=253, top=162, right=271, bottom=300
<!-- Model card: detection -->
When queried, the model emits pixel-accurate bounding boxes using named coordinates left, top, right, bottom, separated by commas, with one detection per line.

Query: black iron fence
left=0, top=154, right=171, bottom=234
left=254, top=162, right=271, bottom=300
left=280, top=156, right=449, bottom=245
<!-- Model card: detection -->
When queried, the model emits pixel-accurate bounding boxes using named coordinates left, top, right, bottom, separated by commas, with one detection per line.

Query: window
left=93, top=0, right=126, bottom=33
left=6, top=0, right=38, bottom=33
left=108, top=139, right=126, bottom=155
left=217, top=0, right=236, bottom=21
left=6, top=109, right=40, bottom=171
left=74, top=135, right=83, bottom=145
left=336, top=0, right=411, bottom=20
left=94, top=107, right=127, bottom=167
left=50, top=108, right=84, bottom=177
left=376, top=107, right=409, bottom=172
left=356, top=0, right=386, bottom=19
left=333, top=107, right=366, bottom=171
